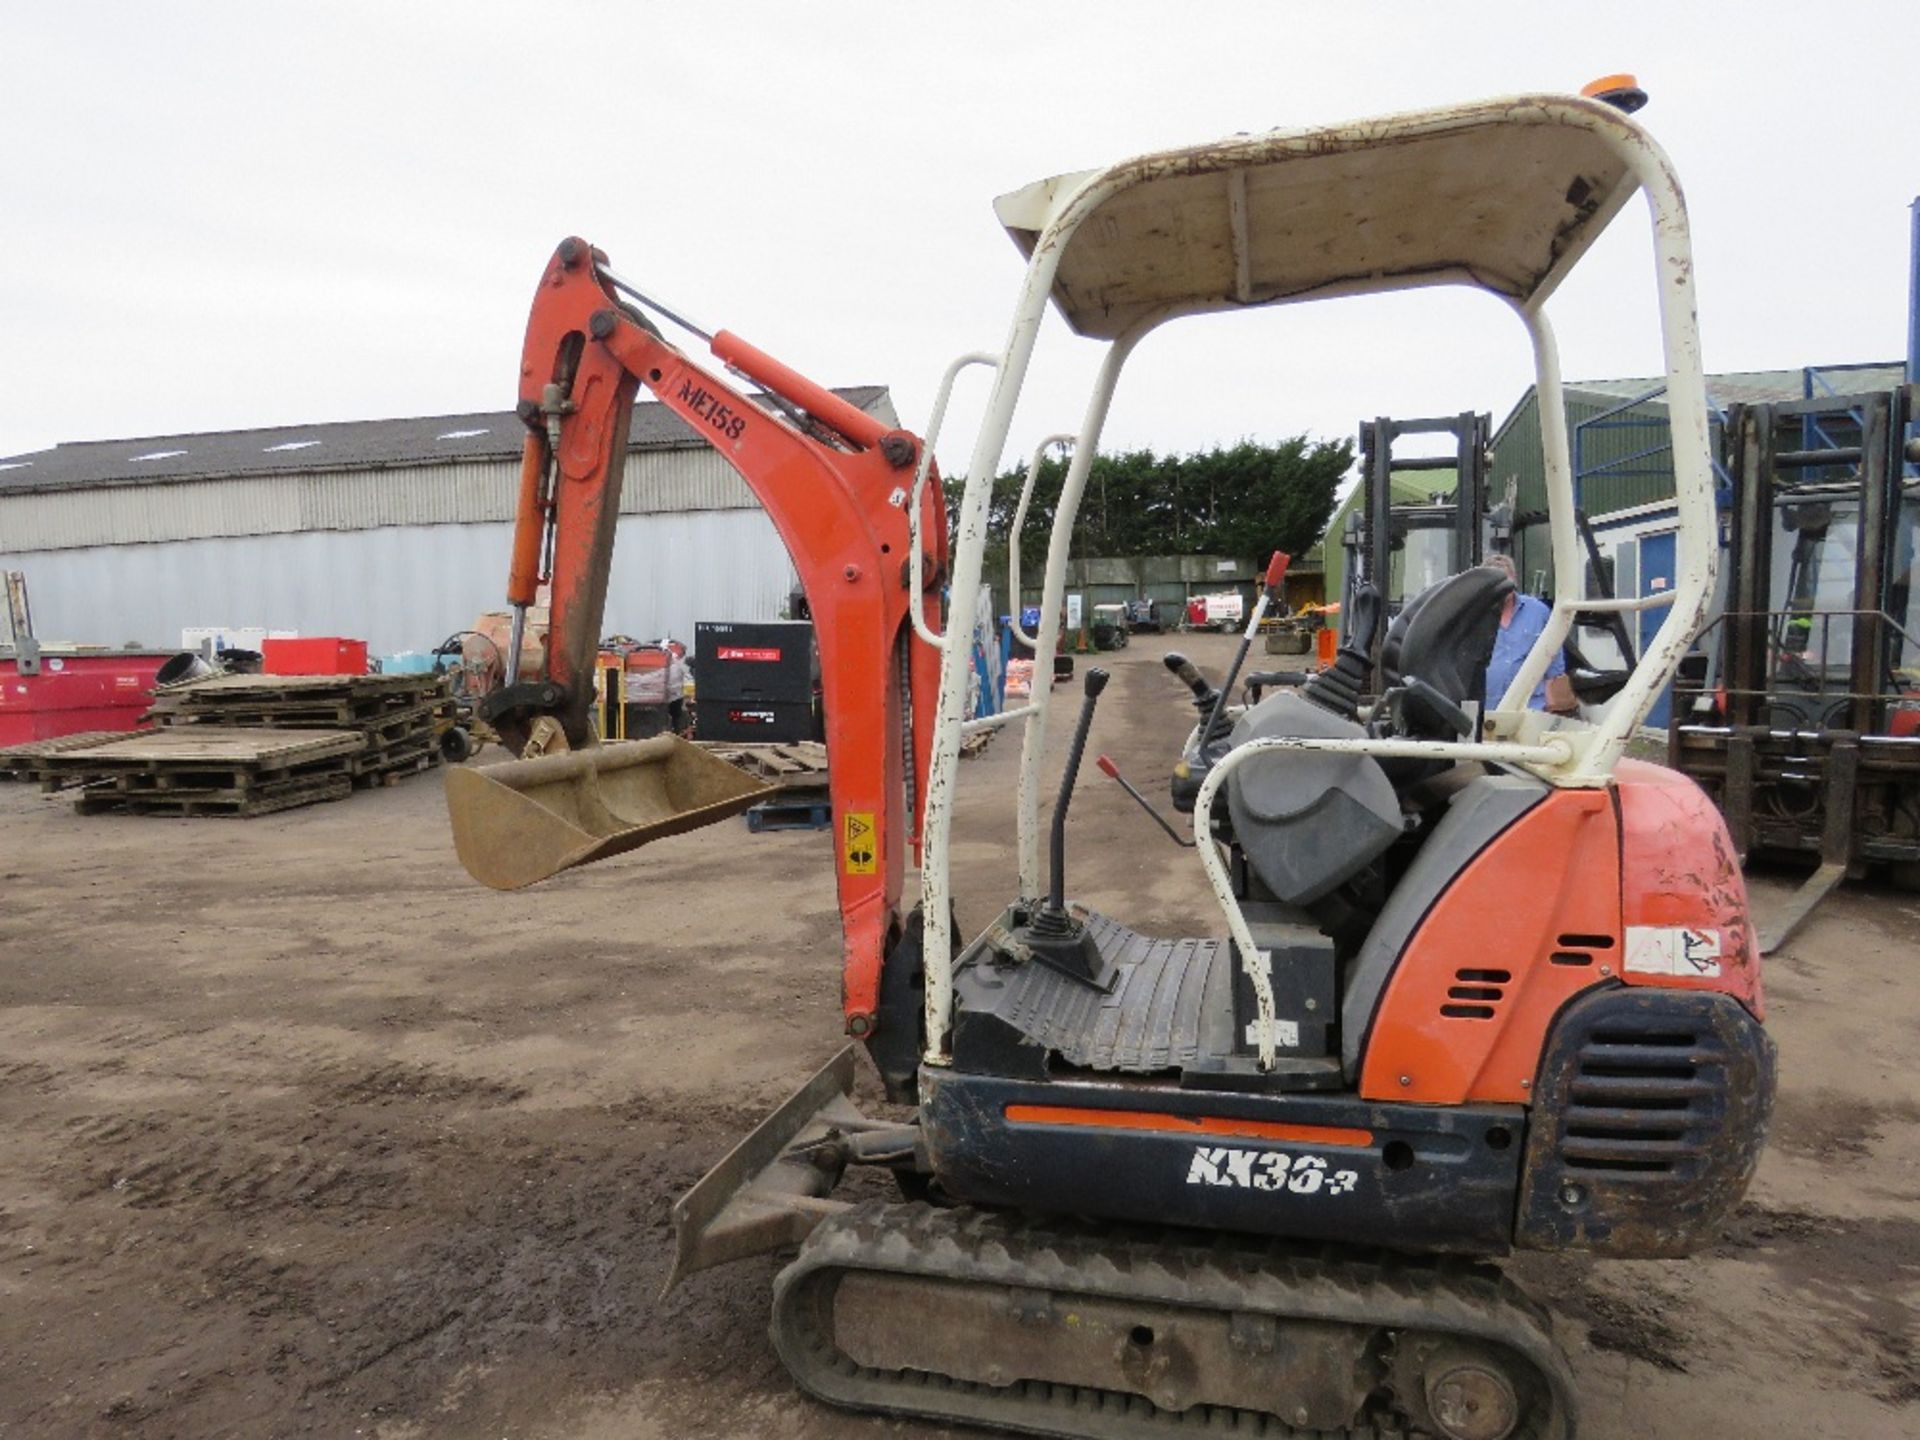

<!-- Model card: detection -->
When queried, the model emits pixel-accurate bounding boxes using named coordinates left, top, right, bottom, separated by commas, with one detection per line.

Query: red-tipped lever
left=1265, top=550, right=1291, bottom=592
left=1096, top=754, right=1196, bottom=848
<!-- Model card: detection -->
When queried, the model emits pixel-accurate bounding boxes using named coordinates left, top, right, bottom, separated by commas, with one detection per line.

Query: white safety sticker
left=1624, top=925, right=1722, bottom=978
left=1185, top=1146, right=1359, bottom=1196
left=1243, top=1018, right=1301, bottom=1049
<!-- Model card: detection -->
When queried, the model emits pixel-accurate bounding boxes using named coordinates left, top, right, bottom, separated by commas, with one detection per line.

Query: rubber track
left=771, top=1201, right=1577, bottom=1440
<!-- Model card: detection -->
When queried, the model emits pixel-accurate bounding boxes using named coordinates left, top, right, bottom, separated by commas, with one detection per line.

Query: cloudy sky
left=2, top=3, right=1913, bottom=476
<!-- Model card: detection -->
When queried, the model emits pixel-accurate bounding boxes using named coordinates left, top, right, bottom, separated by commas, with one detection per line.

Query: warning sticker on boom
left=843, top=812, right=877, bottom=875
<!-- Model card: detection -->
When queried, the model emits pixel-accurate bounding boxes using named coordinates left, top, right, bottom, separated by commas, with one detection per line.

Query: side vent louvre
left=1552, top=932, right=1614, bottom=968
left=1441, top=967, right=1510, bottom=1021
left=1517, top=986, right=1776, bottom=1257
left=1562, top=1026, right=1723, bottom=1177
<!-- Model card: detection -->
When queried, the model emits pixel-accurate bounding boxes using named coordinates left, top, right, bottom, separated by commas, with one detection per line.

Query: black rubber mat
left=980, top=910, right=1233, bottom=1073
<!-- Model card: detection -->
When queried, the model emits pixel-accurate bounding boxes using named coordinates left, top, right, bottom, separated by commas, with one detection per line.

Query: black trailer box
left=693, top=621, right=817, bottom=703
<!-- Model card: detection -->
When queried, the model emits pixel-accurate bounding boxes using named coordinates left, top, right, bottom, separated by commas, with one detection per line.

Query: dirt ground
left=1, top=631, right=1915, bottom=1440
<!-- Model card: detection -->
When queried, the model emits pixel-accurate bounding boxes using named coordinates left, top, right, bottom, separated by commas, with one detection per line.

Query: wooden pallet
left=36, top=728, right=365, bottom=816
left=350, top=734, right=442, bottom=784
left=698, top=741, right=829, bottom=789
left=0, top=730, right=147, bottom=784
left=154, top=672, right=441, bottom=700
left=155, top=695, right=448, bottom=742
left=148, top=673, right=451, bottom=727
left=141, top=675, right=454, bottom=802
left=76, top=773, right=354, bottom=818
left=37, top=726, right=362, bottom=773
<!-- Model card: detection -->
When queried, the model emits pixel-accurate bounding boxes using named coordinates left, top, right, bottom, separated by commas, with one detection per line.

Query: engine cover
left=1226, top=693, right=1403, bottom=904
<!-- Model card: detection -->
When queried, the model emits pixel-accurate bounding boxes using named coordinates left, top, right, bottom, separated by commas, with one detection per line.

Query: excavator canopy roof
left=993, top=95, right=1650, bottom=340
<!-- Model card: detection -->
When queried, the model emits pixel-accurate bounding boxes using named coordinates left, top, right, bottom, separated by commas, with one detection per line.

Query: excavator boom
left=451, top=237, right=948, bottom=1037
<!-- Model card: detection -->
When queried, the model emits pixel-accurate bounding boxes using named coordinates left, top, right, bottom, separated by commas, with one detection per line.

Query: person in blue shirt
left=1483, top=553, right=1567, bottom=711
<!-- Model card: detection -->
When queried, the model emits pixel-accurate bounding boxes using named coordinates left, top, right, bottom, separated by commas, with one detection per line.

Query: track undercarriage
left=671, top=1049, right=1576, bottom=1440
left=776, top=1203, right=1573, bottom=1440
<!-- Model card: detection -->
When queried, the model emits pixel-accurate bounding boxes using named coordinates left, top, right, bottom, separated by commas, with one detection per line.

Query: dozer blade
left=667, top=1044, right=864, bottom=1291
left=445, top=734, right=776, bottom=890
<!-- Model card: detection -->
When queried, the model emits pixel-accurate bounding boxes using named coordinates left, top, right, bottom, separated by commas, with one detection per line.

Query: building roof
left=1565, top=362, right=1907, bottom=409
left=1492, top=362, right=1907, bottom=446
left=0, top=386, right=891, bottom=496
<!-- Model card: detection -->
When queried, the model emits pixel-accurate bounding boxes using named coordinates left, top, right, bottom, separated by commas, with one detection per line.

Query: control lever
left=1162, top=651, right=1218, bottom=707
left=1390, top=675, right=1474, bottom=739
left=1005, top=667, right=1113, bottom=987
left=1302, top=582, right=1382, bottom=721
left=1097, top=755, right=1196, bottom=847
left=1200, top=550, right=1290, bottom=748
left=1045, top=667, right=1110, bottom=917
left=1161, top=650, right=1229, bottom=737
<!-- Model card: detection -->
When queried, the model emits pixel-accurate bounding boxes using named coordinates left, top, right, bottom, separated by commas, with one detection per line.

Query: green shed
left=1489, top=361, right=1906, bottom=582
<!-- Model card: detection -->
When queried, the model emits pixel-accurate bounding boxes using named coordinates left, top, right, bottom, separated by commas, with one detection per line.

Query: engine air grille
left=1516, top=985, right=1776, bottom=1257
left=1562, top=1026, right=1723, bottom=1176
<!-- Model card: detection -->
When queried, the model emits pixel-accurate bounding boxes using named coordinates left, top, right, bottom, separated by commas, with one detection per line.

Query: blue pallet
left=745, top=795, right=832, bottom=833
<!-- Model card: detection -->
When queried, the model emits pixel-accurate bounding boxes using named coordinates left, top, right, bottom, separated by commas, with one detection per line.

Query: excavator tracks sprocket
left=771, top=1202, right=1575, bottom=1440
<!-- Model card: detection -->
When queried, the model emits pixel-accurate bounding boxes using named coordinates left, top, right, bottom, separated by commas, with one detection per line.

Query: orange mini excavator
left=449, top=82, right=1775, bottom=1440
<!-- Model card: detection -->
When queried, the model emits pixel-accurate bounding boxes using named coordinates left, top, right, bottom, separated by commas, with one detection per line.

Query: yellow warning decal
left=843, top=811, right=877, bottom=874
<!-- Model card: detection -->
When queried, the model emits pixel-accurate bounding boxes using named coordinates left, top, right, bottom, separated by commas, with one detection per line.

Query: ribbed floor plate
left=963, top=911, right=1234, bottom=1073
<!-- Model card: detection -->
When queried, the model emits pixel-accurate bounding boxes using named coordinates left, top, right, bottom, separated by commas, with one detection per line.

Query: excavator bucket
left=445, top=735, right=775, bottom=890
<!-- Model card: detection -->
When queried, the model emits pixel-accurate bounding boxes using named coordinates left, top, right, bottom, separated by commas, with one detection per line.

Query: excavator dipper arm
left=489, top=237, right=947, bottom=1036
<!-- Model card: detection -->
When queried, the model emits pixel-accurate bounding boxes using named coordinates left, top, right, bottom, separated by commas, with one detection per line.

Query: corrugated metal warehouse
left=0, top=387, right=896, bottom=657
left=1490, top=360, right=1906, bottom=578
left=1486, top=359, right=1905, bottom=725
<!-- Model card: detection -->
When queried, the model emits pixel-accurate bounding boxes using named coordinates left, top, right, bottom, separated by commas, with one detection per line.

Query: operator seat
left=1223, top=567, right=1516, bottom=908
left=1378, top=565, right=1513, bottom=740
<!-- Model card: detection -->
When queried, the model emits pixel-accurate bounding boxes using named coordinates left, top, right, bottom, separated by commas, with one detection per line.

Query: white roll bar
left=1011, top=319, right=1164, bottom=898
left=917, top=93, right=1718, bottom=1065
left=905, top=352, right=1000, bottom=651
left=1005, top=434, right=1076, bottom=651
left=1191, top=731, right=1574, bottom=1067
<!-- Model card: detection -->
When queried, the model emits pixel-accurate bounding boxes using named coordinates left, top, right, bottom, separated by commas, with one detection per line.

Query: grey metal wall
left=0, top=448, right=768, bottom=554
left=2, top=509, right=797, bottom=657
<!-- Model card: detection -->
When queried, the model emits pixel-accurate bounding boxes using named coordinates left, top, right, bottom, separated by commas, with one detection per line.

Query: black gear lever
left=1046, top=667, right=1110, bottom=918
left=1163, top=650, right=1218, bottom=706
left=1163, top=651, right=1232, bottom=744
left=1005, top=667, right=1112, bottom=988
left=1302, top=582, right=1382, bottom=721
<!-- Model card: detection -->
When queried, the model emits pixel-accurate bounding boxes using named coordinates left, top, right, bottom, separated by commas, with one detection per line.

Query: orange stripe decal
left=1003, top=1104, right=1373, bottom=1149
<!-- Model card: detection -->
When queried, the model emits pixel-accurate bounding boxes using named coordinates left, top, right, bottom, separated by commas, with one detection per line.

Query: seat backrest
left=1380, top=566, right=1513, bottom=712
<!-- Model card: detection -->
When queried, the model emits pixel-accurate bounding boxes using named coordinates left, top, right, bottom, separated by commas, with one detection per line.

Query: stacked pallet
left=10, top=674, right=455, bottom=818
left=32, top=728, right=364, bottom=816
left=696, top=740, right=833, bottom=833
left=147, top=673, right=455, bottom=788
left=0, top=730, right=146, bottom=783
left=697, top=740, right=829, bottom=789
